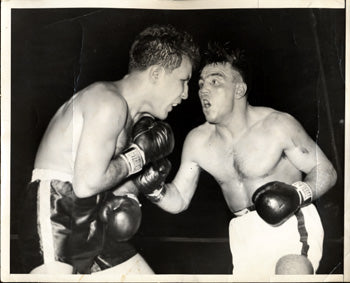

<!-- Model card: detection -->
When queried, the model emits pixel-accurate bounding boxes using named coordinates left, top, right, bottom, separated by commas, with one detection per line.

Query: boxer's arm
left=280, top=113, right=337, bottom=199
left=157, top=160, right=200, bottom=214
left=111, top=180, right=139, bottom=197
left=156, top=131, right=202, bottom=214
left=73, top=89, right=129, bottom=198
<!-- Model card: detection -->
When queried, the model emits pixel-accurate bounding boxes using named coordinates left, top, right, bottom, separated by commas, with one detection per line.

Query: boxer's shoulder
left=261, top=111, right=304, bottom=145
left=181, top=124, right=213, bottom=161
left=78, top=82, right=128, bottom=119
left=185, top=123, right=212, bottom=145
left=249, top=107, right=296, bottom=134
left=79, top=82, right=124, bottom=103
left=260, top=108, right=295, bottom=126
left=81, top=81, right=115, bottom=92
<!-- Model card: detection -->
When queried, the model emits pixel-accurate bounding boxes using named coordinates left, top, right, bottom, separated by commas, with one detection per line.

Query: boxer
left=137, top=41, right=337, bottom=280
left=18, top=24, right=200, bottom=274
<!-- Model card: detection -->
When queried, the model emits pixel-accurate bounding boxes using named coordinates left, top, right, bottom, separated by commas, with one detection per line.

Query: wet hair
left=129, top=24, right=200, bottom=72
left=202, top=41, right=251, bottom=93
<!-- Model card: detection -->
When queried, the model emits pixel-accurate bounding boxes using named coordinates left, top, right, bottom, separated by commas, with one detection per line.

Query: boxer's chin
left=158, top=108, right=170, bottom=120
left=204, top=114, right=215, bottom=124
left=152, top=114, right=167, bottom=121
left=149, top=109, right=168, bottom=121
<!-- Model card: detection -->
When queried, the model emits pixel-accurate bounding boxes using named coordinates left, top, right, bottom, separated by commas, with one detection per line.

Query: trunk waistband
left=234, top=205, right=256, bottom=217
left=31, top=169, right=73, bottom=183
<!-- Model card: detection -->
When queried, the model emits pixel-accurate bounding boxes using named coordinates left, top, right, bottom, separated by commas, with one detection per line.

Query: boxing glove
left=133, top=158, right=172, bottom=202
left=120, top=116, right=175, bottom=176
left=99, top=194, right=142, bottom=241
left=252, top=181, right=313, bottom=226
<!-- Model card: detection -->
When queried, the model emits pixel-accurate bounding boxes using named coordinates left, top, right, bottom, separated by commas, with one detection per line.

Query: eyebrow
left=199, top=72, right=225, bottom=80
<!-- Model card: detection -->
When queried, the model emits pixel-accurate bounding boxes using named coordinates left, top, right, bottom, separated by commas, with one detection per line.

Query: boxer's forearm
left=155, top=183, right=189, bottom=214
left=112, top=179, right=139, bottom=197
left=94, top=155, right=132, bottom=192
left=74, top=156, right=129, bottom=198
left=303, top=162, right=337, bottom=200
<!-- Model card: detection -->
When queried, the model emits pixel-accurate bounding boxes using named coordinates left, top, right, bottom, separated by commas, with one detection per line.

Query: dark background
left=10, top=8, right=345, bottom=274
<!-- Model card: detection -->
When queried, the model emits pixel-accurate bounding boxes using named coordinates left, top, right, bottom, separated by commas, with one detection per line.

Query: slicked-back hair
left=202, top=41, right=251, bottom=94
left=129, top=25, right=200, bottom=73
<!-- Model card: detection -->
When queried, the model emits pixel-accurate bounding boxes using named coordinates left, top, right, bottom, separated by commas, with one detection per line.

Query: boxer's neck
left=114, top=72, right=154, bottom=120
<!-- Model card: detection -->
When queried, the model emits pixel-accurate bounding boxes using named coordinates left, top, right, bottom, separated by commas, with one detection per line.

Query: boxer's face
left=198, top=62, right=242, bottom=124
left=153, top=56, right=193, bottom=119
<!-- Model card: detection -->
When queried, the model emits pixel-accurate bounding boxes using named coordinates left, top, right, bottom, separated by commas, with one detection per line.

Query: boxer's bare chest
left=198, top=125, right=292, bottom=210
left=200, top=125, right=286, bottom=187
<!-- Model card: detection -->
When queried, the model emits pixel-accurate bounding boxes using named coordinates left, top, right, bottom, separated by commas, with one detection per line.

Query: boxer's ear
left=235, top=82, right=247, bottom=99
left=149, top=65, right=164, bottom=83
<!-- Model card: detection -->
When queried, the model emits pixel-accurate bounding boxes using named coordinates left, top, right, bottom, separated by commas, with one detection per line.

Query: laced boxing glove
left=252, top=181, right=313, bottom=226
left=120, top=116, right=175, bottom=176
left=133, top=158, right=172, bottom=202
left=99, top=194, right=142, bottom=241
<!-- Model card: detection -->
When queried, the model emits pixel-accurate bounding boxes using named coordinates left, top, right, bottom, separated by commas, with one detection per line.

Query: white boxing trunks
left=229, top=204, right=324, bottom=280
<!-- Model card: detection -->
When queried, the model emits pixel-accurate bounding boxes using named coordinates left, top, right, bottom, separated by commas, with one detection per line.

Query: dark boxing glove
left=133, top=158, right=172, bottom=202
left=120, top=116, right=175, bottom=176
left=99, top=194, right=142, bottom=241
left=252, top=181, right=313, bottom=226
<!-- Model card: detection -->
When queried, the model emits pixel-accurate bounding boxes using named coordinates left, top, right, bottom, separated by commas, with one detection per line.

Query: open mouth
left=172, top=99, right=182, bottom=108
left=202, top=98, right=211, bottom=108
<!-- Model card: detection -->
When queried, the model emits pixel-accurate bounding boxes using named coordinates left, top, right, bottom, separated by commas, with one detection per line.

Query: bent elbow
left=169, top=199, right=190, bottom=215
left=73, top=179, right=97, bottom=198
left=181, top=200, right=191, bottom=212
left=167, top=206, right=188, bottom=215
left=73, top=186, right=95, bottom=198
left=162, top=197, right=189, bottom=215
left=329, top=166, right=338, bottom=188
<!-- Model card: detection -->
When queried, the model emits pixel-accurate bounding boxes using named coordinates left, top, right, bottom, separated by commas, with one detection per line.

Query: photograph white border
left=1, top=0, right=348, bottom=282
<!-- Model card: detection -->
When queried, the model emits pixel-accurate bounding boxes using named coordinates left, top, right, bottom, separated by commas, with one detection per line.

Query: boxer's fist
left=99, top=194, right=141, bottom=241
left=121, top=116, right=175, bottom=176
left=252, top=181, right=313, bottom=226
left=133, top=116, right=175, bottom=162
left=134, top=158, right=171, bottom=202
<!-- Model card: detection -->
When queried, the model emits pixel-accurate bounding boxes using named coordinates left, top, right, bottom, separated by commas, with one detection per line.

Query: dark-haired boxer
left=18, top=24, right=200, bottom=275
left=136, top=42, right=337, bottom=280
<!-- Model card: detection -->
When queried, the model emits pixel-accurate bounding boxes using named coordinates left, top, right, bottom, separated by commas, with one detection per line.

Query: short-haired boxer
left=135, top=41, right=337, bottom=280
left=18, top=24, right=200, bottom=274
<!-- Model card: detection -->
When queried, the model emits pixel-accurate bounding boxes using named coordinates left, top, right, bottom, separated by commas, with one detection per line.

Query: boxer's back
left=34, top=82, right=131, bottom=176
left=34, top=92, right=83, bottom=174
